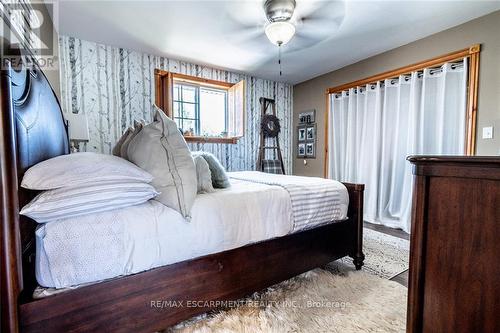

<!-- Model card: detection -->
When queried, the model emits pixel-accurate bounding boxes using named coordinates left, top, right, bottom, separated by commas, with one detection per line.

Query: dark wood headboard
left=0, top=53, right=69, bottom=326
left=9, top=65, right=69, bottom=175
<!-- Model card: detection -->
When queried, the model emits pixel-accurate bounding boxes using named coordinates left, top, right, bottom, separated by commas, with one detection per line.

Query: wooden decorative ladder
left=256, top=97, right=286, bottom=174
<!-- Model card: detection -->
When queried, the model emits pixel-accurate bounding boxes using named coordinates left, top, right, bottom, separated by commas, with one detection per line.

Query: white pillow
left=20, top=181, right=159, bottom=223
left=193, top=154, right=215, bottom=194
left=21, top=152, right=153, bottom=190
left=127, top=107, right=197, bottom=219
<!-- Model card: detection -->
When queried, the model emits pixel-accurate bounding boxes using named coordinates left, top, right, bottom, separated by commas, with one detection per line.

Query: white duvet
left=36, top=174, right=348, bottom=289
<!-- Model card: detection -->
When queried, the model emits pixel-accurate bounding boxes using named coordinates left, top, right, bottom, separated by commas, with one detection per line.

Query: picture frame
left=298, top=126, right=306, bottom=142
left=298, top=110, right=316, bottom=124
left=306, top=142, right=315, bottom=158
left=297, top=121, right=316, bottom=159
left=306, top=125, right=315, bottom=140
left=297, top=143, right=306, bottom=157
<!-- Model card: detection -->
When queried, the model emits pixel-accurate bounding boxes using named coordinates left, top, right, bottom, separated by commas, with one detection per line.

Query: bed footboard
left=343, top=182, right=365, bottom=270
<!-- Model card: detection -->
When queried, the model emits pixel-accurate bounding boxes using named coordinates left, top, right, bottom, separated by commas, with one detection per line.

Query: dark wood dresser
left=406, top=156, right=500, bottom=333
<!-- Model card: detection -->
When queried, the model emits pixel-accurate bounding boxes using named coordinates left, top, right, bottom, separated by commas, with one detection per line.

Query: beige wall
left=293, top=10, right=500, bottom=177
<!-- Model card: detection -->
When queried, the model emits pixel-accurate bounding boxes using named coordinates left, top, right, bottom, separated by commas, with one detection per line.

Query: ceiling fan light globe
left=265, top=21, right=295, bottom=46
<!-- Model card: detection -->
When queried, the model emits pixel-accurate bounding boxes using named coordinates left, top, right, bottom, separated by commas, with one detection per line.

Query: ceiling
left=55, top=0, right=500, bottom=84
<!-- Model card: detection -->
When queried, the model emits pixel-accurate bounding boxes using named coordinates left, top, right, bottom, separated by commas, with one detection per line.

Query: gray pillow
left=192, top=151, right=230, bottom=188
left=127, top=107, right=197, bottom=219
left=112, top=127, right=133, bottom=156
left=193, top=155, right=215, bottom=194
left=120, top=121, right=144, bottom=161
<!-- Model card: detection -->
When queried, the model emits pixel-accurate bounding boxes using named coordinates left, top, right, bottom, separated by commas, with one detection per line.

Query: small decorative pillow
left=120, top=121, right=144, bottom=160
left=112, top=127, right=133, bottom=156
left=193, top=154, right=215, bottom=194
left=127, top=106, right=197, bottom=219
left=192, top=151, right=230, bottom=188
left=21, top=152, right=153, bottom=190
left=20, top=181, right=159, bottom=223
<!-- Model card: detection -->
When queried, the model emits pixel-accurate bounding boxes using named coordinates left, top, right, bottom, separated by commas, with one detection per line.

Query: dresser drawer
left=407, top=156, right=500, bottom=333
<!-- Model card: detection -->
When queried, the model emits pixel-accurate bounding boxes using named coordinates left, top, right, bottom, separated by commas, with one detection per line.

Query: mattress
left=36, top=176, right=348, bottom=289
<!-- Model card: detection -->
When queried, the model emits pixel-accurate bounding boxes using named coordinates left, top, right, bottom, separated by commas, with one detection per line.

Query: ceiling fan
left=226, top=0, right=345, bottom=51
left=263, top=0, right=298, bottom=46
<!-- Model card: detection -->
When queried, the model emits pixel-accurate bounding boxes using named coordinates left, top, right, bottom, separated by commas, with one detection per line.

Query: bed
left=0, top=55, right=364, bottom=332
left=35, top=176, right=349, bottom=289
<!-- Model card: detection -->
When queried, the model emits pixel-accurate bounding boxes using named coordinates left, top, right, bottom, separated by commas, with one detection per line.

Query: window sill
left=183, top=136, right=240, bottom=144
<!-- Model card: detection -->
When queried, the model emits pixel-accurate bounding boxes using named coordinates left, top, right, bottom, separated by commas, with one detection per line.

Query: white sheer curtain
left=328, top=59, right=468, bottom=232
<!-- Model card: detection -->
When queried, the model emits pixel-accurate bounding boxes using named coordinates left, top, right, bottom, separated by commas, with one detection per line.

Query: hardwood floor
left=364, top=222, right=409, bottom=287
left=390, top=269, right=409, bottom=287
left=364, top=221, right=409, bottom=240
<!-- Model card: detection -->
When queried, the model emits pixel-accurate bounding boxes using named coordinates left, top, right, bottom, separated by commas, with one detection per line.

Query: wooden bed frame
left=0, top=56, right=365, bottom=332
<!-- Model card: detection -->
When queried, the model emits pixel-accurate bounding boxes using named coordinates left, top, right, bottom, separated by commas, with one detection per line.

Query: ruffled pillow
left=191, top=151, right=230, bottom=188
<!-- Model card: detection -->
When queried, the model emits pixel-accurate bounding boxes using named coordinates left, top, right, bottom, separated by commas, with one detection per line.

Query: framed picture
left=306, top=126, right=315, bottom=140
left=297, top=143, right=306, bottom=157
left=306, top=142, right=315, bottom=158
left=298, top=126, right=306, bottom=141
left=298, top=110, right=316, bottom=124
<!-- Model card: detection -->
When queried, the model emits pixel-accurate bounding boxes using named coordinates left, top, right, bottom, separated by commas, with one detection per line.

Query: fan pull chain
left=278, top=43, right=282, bottom=76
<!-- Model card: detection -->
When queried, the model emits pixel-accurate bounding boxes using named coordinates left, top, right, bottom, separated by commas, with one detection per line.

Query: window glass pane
left=174, top=117, right=182, bottom=130
left=200, top=88, right=226, bottom=136
left=182, top=103, right=196, bottom=119
left=181, top=85, right=196, bottom=103
left=173, top=85, right=180, bottom=101
left=174, top=101, right=181, bottom=117
left=183, top=119, right=196, bottom=133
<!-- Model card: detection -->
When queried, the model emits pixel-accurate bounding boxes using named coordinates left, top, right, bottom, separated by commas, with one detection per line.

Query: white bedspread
left=229, top=171, right=349, bottom=231
left=36, top=179, right=292, bottom=288
left=36, top=175, right=348, bottom=289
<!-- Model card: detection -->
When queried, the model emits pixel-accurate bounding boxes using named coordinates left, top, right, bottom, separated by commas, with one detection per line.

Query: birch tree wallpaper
left=58, top=36, right=293, bottom=173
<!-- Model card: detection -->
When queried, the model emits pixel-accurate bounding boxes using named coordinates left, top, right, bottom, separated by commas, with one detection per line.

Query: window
left=155, top=71, right=245, bottom=144
left=173, top=84, right=227, bottom=137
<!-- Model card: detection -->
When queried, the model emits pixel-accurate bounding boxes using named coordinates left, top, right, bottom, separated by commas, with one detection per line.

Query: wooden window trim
left=155, top=69, right=241, bottom=144
left=183, top=136, right=238, bottom=144
left=323, top=44, right=481, bottom=178
left=171, top=72, right=234, bottom=89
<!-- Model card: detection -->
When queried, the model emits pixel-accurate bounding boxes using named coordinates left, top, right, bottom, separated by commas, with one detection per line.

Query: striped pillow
left=20, top=181, right=159, bottom=223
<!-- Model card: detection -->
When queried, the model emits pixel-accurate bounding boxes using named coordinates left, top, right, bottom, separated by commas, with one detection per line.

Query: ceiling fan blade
left=293, top=19, right=339, bottom=43
left=223, top=0, right=268, bottom=28
left=287, top=1, right=345, bottom=49
left=294, top=0, right=345, bottom=34
left=294, top=0, right=346, bottom=22
left=221, top=10, right=267, bottom=45
left=231, top=26, right=264, bottom=43
left=282, top=33, right=318, bottom=52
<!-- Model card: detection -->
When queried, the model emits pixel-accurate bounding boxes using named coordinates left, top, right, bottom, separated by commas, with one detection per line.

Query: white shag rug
left=163, top=227, right=409, bottom=333
left=168, top=268, right=407, bottom=333
left=336, top=228, right=410, bottom=279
